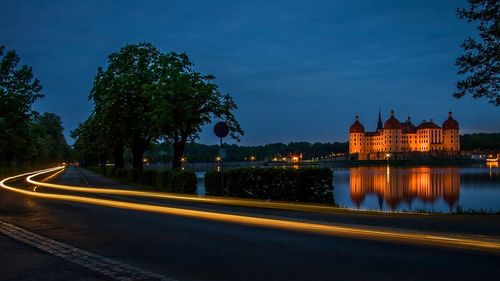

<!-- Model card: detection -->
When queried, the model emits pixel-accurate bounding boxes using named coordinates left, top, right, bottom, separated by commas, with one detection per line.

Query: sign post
left=214, top=122, right=229, bottom=193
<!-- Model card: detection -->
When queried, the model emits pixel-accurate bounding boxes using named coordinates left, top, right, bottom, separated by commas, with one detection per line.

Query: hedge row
left=205, top=168, right=334, bottom=204
left=90, top=166, right=197, bottom=194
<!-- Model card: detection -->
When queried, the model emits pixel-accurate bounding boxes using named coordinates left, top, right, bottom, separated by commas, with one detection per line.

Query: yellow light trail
left=25, top=167, right=409, bottom=216
left=2, top=167, right=500, bottom=254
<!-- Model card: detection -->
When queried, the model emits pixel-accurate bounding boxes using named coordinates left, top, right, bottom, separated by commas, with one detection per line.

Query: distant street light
left=181, top=156, right=187, bottom=170
left=214, top=122, right=229, bottom=190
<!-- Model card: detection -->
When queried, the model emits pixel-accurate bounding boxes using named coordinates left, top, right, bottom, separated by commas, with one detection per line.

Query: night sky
left=1, top=0, right=498, bottom=145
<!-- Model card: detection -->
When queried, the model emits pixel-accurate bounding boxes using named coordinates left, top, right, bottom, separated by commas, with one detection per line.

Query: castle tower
left=442, top=111, right=460, bottom=153
left=383, top=110, right=402, bottom=155
left=349, top=115, right=366, bottom=159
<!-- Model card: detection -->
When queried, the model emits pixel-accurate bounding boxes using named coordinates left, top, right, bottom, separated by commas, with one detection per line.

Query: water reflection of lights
left=2, top=167, right=500, bottom=254
left=350, top=167, right=460, bottom=210
left=487, top=162, right=499, bottom=179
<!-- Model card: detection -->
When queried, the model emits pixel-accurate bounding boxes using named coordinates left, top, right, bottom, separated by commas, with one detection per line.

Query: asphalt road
left=1, top=167, right=500, bottom=281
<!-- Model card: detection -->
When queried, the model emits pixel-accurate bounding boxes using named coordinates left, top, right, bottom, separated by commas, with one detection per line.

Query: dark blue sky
left=1, top=0, right=498, bottom=145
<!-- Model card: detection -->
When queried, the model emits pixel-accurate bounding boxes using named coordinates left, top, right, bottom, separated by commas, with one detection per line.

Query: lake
left=194, top=163, right=500, bottom=213
left=333, top=163, right=500, bottom=212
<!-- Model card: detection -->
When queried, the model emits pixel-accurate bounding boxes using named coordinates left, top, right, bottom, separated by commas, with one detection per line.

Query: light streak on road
left=2, top=167, right=500, bottom=254
left=26, top=167, right=410, bottom=216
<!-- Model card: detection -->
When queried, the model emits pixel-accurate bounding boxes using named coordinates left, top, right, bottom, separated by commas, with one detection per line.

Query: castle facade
left=349, top=110, right=459, bottom=160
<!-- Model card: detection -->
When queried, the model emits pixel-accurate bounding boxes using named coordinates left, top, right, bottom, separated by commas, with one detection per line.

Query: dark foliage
left=168, top=169, right=197, bottom=193
left=1, top=46, right=69, bottom=167
left=145, top=141, right=348, bottom=163
left=461, top=132, right=500, bottom=150
left=205, top=168, right=334, bottom=204
left=91, top=167, right=197, bottom=194
left=455, top=0, right=499, bottom=105
left=73, top=43, right=242, bottom=170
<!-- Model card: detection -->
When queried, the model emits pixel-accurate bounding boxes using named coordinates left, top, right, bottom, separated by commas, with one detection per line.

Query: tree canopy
left=455, top=0, right=499, bottom=106
left=0, top=46, right=69, bottom=167
left=146, top=52, right=243, bottom=168
left=73, top=43, right=242, bottom=169
left=88, top=43, right=160, bottom=169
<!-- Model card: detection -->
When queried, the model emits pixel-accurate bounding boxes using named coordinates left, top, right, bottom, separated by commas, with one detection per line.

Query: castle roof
left=401, top=117, right=417, bottom=133
left=365, top=131, right=381, bottom=137
left=417, top=119, right=441, bottom=130
left=383, top=110, right=401, bottom=130
left=349, top=116, right=365, bottom=133
left=442, top=111, right=459, bottom=130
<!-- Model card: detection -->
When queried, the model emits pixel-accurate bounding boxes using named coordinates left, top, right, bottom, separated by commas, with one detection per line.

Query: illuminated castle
left=349, top=110, right=459, bottom=160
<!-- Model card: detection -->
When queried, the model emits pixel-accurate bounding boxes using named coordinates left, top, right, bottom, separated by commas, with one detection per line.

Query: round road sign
left=214, top=122, right=229, bottom=138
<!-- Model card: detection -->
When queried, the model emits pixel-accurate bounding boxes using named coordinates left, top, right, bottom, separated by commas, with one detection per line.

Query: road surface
left=1, top=166, right=499, bottom=281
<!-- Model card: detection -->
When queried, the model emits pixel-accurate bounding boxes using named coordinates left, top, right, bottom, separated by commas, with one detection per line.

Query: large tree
left=454, top=0, right=499, bottom=106
left=71, top=113, right=110, bottom=167
left=146, top=52, right=243, bottom=168
left=0, top=46, right=43, bottom=167
left=29, top=112, right=70, bottom=164
left=90, top=43, right=160, bottom=169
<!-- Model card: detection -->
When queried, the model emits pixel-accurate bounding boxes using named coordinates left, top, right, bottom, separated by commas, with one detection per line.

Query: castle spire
left=377, top=108, right=383, bottom=131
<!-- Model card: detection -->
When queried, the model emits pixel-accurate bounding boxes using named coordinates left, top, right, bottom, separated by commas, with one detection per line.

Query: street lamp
left=215, top=156, right=222, bottom=172
left=181, top=156, right=187, bottom=170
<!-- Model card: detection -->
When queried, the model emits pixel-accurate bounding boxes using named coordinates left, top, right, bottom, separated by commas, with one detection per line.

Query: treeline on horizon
left=0, top=46, right=70, bottom=169
left=461, top=133, right=500, bottom=151
left=145, top=141, right=349, bottom=163
left=144, top=133, right=500, bottom=163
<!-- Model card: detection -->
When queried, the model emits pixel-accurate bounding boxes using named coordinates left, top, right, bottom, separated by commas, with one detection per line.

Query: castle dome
left=349, top=116, right=365, bottom=133
left=442, top=111, right=459, bottom=130
left=383, top=110, right=401, bottom=130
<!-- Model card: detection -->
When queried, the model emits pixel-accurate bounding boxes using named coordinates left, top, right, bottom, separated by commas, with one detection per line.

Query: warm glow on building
left=349, top=110, right=460, bottom=160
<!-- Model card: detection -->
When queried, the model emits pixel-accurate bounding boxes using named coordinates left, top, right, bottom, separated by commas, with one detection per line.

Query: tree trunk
left=172, top=140, right=186, bottom=169
left=112, top=142, right=124, bottom=169
left=5, top=155, right=12, bottom=169
left=132, top=145, right=144, bottom=171
left=99, top=155, right=107, bottom=168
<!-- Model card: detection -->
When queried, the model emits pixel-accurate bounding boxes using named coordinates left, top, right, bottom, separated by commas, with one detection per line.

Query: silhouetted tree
left=455, top=0, right=499, bottom=106
left=0, top=46, right=43, bottom=167
left=146, top=52, right=243, bottom=168
left=90, top=43, right=160, bottom=169
left=71, top=114, right=110, bottom=167
left=29, top=112, right=70, bottom=164
left=461, top=132, right=500, bottom=150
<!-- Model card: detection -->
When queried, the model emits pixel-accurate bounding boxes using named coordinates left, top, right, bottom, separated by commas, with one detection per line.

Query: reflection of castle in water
left=349, top=166, right=460, bottom=210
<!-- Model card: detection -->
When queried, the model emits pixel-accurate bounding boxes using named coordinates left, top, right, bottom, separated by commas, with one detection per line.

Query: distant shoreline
left=156, top=158, right=487, bottom=171
left=267, top=158, right=485, bottom=167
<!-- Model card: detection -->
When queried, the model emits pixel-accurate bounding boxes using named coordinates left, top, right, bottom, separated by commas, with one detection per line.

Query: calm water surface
left=195, top=163, right=500, bottom=213
left=333, top=164, right=500, bottom=212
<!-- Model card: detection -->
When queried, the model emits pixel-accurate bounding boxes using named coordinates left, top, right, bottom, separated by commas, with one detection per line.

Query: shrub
left=205, top=170, right=225, bottom=196
left=88, top=166, right=197, bottom=194
left=204, top=167, right=334, bottom=204
left=156, top=170, right=170, bottom=191
left=125, top=168, right=140, bottom=182
left=106, top=167, right=116, bottom=177
left=140, top=169, right=157, bottom=187
left=168, top=169, right=197, bottom=193
left=115, top=168, right=126, bottom=179
left=99, top=166, right=107, bottom=175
